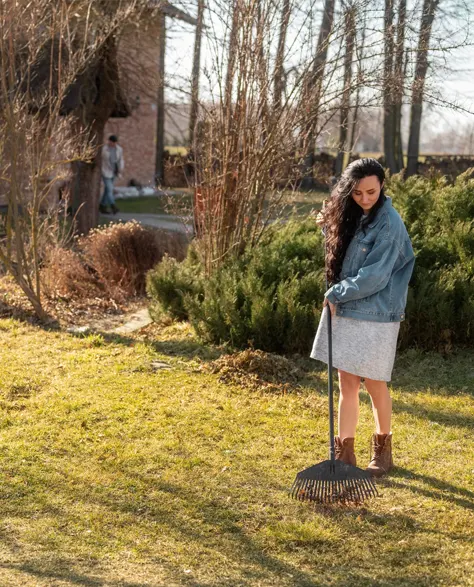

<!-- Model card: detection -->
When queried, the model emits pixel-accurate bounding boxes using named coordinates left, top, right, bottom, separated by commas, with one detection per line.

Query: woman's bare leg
left=364, top=378, right=392, bottom=434
left=337, top=370, right=361, bottom=439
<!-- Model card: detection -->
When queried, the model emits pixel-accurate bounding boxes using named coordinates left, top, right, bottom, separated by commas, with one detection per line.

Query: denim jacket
left=325, top=196, right=415, bottom=322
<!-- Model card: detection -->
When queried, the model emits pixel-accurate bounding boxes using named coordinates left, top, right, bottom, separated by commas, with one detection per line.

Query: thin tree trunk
left=407, top=0, right=440, bottom=177
left=273, top=0, right=291, bottom=111
left=189, top=0, right=205, bottom=147
left=72, top=151, right=102, bottom=236
left=220, top=0, right=240, bottom=254
left=224, top=0, right=239, bottom=117
left=155, top=10, right=166, bottom=186
left=349, top=11, right=366, bottom=156
left=394, top=0, right=407, bottom=171
left=383, top=0, right=397, bottom=173
left=300, top=0, right=336, bottom=190
left=72, top=38, right=121, bottom=235
left=335, top=3, right=356, bottom=177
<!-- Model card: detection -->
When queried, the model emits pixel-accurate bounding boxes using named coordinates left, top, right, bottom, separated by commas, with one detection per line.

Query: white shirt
left=101, top=144, right=124, bottom=179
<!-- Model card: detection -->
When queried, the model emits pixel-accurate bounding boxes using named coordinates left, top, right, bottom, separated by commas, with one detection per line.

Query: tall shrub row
left=147, top=171, right=474, bottom=353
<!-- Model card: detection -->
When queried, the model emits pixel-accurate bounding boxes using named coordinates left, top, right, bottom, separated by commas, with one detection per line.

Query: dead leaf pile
left=202, top=349, right=302, bottom=393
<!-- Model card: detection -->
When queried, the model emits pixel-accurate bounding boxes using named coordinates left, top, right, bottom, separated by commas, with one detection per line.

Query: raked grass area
left=0, top=317, right=472, bottom=586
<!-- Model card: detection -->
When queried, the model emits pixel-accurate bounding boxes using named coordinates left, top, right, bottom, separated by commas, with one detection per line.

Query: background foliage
left=147, top=171, right=474, bottom=353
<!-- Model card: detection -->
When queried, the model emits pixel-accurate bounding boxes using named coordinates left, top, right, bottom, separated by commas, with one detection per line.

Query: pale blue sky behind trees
left=164, top=0, right=474, bottom=153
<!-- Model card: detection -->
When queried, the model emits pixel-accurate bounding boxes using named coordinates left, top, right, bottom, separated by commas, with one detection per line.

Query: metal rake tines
left=290, top=460, right=378, bottom=504
left=291, top=477, right=377, bottom=504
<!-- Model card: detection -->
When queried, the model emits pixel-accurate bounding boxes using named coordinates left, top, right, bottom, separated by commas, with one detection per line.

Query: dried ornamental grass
left=80, top=221, right=161, bottom=298
left=41, top=246, right=101, bottom=299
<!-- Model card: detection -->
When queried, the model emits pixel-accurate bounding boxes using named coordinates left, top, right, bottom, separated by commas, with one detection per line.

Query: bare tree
left=155, top=9, right=166, bottom=186
left=348, top=3, right=367, bottom=156
left=407, top=0, right=441, bottom=176
left=335, top=1, right=356, bottom=176
left=383, top=0, right=398, bottom=173
left=189, top=0, right=206, bottom=146
left=273, top=0, right=292, bottom=111
left=0, top=0, right=96, bottom=317
left=63, top=0, right=154, bottom=235
left=300, top=0, right=336, bottom=189
left=393, top=0, right=407, bottom=171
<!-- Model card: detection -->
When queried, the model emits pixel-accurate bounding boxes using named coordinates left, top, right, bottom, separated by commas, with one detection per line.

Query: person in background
left=99, top=135, right=124, bottom=215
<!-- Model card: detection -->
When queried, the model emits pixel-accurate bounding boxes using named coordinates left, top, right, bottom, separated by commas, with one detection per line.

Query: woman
left=312, top=158, right=415, bottom=478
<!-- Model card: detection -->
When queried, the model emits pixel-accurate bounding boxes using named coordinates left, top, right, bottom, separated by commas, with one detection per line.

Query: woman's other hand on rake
left=323, top=298, right=336, bottom=317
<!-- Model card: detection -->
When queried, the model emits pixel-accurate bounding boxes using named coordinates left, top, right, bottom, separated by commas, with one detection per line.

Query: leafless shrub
left=41, top=246, right=101, bottom=300
left=79, top=221, right=162, bottom=299
left=42, top=221, right=189, bottom=302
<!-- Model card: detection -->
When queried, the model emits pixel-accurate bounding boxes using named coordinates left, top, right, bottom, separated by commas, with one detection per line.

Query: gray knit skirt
left=310, top=306, right=400, bottom=381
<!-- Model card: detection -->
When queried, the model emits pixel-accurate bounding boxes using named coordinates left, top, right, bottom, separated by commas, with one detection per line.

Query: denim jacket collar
left=367, top=195, right=392, bottom=228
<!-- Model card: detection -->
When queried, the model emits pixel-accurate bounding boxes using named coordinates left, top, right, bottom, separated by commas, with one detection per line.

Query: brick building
left=104, top=3, right=195, bottom=190
left=105, top=102, right=190, bottom=189
left=0, top=2, right=195, bottom=214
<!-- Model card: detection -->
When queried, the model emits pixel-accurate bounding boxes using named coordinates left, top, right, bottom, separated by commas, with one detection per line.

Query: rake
left=290, top=224, right=378, bottom=505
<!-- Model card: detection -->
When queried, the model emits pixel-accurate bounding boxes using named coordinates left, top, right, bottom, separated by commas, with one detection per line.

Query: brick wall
left=105, top=102, right=191, bottom=189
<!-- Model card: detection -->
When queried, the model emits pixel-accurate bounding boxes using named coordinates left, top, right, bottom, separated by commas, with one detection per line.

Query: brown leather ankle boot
left=334, top=436, right=356, bottom=466
left=366, top=433, right=393, bottom=478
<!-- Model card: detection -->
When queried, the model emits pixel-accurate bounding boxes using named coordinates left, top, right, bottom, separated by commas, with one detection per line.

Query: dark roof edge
left=152, top=1, right=198, bottom=25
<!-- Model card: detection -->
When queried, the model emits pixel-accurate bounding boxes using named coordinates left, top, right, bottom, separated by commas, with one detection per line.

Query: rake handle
left=326, top=294, right=335, bottom=463
left=323, top=202, right=336, bottom=464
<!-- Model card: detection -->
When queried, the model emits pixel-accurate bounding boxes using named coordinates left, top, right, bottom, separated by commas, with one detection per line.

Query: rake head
left=290, top=459, right=378, bottom=505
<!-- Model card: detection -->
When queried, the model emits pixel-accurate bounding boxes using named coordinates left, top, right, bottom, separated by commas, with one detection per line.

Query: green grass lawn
left=116, top=192, right=193, bottom=216
left=0, top=318, right=472, bottom=586
left=118, top=190, right=327, bottom=219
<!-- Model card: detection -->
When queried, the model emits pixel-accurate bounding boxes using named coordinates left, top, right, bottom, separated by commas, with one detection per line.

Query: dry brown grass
left=40, top=221, right=189, bottom=307
left=41, top=246, right=102, bottom=300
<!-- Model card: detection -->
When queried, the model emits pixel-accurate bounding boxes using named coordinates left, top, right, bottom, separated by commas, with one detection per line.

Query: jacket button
left=362, top=248, right=367, bottom=252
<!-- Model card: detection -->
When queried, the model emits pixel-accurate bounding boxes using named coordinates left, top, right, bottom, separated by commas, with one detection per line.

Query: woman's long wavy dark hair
left=324, top=158, right=386, bottom=284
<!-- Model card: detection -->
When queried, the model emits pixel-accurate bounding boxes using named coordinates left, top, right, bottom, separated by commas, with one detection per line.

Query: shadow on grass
left=0, top=455, right=466, bottom=587
left=391, top=397, right=474, bottom=431
left=392, top=349, right=474, bottom=397
left=68, top=328, right=225, bottom=363
left=0, top=563, right=109, bottom=587
left=0, top=469, right=325, bottom=587
left=382, top=467, right=474, bottom=512
left=0, top=299, right=60, bottom=331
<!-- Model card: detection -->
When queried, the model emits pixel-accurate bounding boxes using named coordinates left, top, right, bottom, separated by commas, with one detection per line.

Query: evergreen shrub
left=390, top=171, right=474, bottom=350
left=147, top=219, right=326, bottom=353
left=147, top=171, right=474, bottom=352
